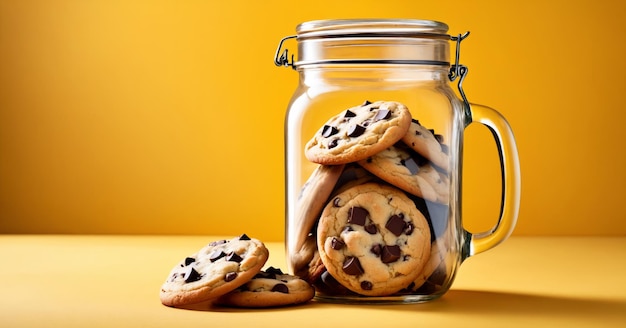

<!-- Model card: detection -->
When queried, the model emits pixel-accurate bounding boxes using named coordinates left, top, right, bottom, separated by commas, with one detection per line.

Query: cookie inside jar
left=290, top=100, right=455, bottom=302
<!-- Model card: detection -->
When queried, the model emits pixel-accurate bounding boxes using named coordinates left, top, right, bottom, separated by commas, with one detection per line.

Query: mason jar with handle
left=275, top=19, right=521, bottom=303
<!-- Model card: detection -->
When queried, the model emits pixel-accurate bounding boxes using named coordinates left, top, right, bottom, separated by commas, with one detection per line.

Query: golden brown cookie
left=305, top=100, right=412, bottom=165
left=358, top=143, right=449, bottom=204
left=402, top=119, right=450, bottom=171
left=329, top=163, right=378, bottom=197
left=291, top=233, right=326, bottom=284
left=292, top=164, right=345, bottom=254
left=215, top=267, right=315, bottom=308
left=160, top=234, right=269, bottom=307
left=290, top=163, right=374, bottom=283
left=396, top=194, right=452, bottom=294
left=405, top=229, right=452, bottom=293
left=317, top=183, right=431, bottom=296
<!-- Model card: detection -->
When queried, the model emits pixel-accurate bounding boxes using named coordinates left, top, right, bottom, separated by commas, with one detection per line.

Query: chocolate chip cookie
left=330, top=163, right=378, bottom=197
left=358, top=143, right=449, bottom=204
left=290, top=163, right=375, bottom=283
left=291, top=233, right=326, bottom=284
left=292, top=164, right=345, bottom=256
left=160, top=234, right=269, bottom=307
left=215, top=267, right=315, bottom=308
left=401, top=119, right=450, bottom=171
left=405, top=229, right=453, bottom=294
left=317, top=182, right=431, bottom=296
left=305, top=100, right=412, bottom=165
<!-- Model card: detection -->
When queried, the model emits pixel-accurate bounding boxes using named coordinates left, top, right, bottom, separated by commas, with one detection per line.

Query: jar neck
left=298, top=65, right=451, bottom=86
left=296, top=40, right=450, bottom=69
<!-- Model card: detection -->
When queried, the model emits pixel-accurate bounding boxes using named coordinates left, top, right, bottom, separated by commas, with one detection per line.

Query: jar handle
left=464, top=103, right=521, bottom=257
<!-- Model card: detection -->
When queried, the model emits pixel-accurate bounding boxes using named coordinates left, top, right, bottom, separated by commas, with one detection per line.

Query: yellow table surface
left=1, top=235, right=624, bottom=327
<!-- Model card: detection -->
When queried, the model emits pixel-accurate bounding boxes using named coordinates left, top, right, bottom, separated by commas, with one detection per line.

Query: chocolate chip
left=239, top=233, right=251, bottom=240
left=441, top=144, right=449, bottom=155
left=225, top=251, right=243, bottom=263
left=413, top=280, right=438, bottom=294
left=342, top=256, right=364, bottom=276
left=184, top=267, right=202, bottom=283
left=322, top=125, right=339, bottom=138
left=265, top=266, right=284, bottom=275
left=209, top=239, right=227, bottom=246
left=331, top=237, right=345, bottom=250
left=373, top=109, right=391, bottom=121
left=404, top=222, right=415, bottom=235
left=348, top=206, right=368, bottom=226
left=344, top=109, right=357, bottom=118
left=255, top=267, right=284, bottom=279
left=386, top=214, right=406, bottom=236
left=370, top=244, right=382, bottom=256
left=428, top=263, right=448, bottom=286
left=414, top=189, right=450, bottom=234
left=342, top=226, right=354, bottom=234
left=381, top=245, right=401, bottom=263
left=238, top=284, right=250, bottom=292
left=400, top=157, right=420, bottom=175
left=434, top=134, right=444, bottom=143
left=328, top=138, right=339, bottom=149
left=321, top=270, right=352, bottom=294
left=320, top=271, right=337, bottom=286
left=412, top=119, right=421, bottom=125
left=414, top=152, right=429, bottom=166
left=184, top=257, right=196, bottom=266
left=361, top=100, right=372, bottom=106
left=224, top=272, right=237, bottom=282
left=364, top=223, right=378, bottom=234
left=347, top=124, right=366, bottom=137
left=255, top=271, right=275, bottom=279
left=209, top=250, right=226, bottom=262
left=360, top=281, right=373, bottom=290
left=271, top=283, right=289, bottom=294
left=333, top=197, right=342, bottom=207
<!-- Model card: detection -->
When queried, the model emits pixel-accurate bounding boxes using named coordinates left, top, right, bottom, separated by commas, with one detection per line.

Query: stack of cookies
left=292, top=100, right=452, bottom=297
left=160, top=234, right=315, bottom=308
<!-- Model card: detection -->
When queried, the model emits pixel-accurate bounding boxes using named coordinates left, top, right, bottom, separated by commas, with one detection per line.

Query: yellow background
left=1, top=0, right=625, bottom=241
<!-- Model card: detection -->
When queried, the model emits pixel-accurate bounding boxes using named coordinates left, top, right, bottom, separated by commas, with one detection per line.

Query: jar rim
left=296, top=19, right=450, bottom=39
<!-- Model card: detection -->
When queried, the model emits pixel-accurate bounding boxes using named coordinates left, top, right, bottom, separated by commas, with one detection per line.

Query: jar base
left=314, top=292, right=444, bottom=304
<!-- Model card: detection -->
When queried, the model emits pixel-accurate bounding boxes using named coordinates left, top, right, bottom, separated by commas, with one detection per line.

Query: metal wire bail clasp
left=274, top=35, right=297, bottom=69
left=449, top=32, right=471, bottom=111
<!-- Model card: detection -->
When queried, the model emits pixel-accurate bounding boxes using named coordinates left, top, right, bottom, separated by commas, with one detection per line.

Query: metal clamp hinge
left=274, top=35, right=297, bottom=69
left=449, top=32, right=471, bottom=112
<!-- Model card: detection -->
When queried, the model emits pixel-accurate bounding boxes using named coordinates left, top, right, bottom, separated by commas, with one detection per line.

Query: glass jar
left=275, top=19, right=520, bottom=303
